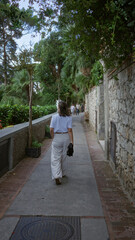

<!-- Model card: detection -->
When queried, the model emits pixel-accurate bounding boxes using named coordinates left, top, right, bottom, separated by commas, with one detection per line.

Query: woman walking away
left=50, top=101, right=74, bottom=185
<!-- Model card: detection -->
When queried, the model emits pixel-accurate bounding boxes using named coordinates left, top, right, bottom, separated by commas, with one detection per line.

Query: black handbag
left=67, top=143, right=74, bottom=156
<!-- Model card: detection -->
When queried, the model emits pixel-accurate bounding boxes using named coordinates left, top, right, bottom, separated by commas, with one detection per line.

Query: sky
left=16, top=0, right=41, bottom=52
left=16, top=0, right=59, bottom=52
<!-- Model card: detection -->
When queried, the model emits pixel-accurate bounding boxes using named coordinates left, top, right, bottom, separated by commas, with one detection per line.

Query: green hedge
left=0, top=104, right=56, bottom=127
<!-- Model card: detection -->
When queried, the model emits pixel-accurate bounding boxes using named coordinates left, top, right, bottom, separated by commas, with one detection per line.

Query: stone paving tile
left=0, top=139, right=52, bottom=219
left=83, top=121, right=135, bottom=240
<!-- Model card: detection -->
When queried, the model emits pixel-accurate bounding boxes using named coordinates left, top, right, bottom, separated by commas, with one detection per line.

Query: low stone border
left=0, top=114, right=54, bottom=175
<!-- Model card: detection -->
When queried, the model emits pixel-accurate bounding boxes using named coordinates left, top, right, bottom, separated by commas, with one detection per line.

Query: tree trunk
left=58, top=79, right=60, bottom=100
left=3, top=31, right=7, bottom=85
left=28, top=70, right=33, bottom=148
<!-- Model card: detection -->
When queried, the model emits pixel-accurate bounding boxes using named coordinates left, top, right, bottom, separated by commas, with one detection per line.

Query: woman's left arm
left=68, top=128, right=74, bottom=145
left=67, top=116, right=73, bottom=144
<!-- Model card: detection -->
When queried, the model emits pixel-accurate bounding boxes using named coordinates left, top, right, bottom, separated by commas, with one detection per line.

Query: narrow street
left=0, top=114, right=135, bottom=240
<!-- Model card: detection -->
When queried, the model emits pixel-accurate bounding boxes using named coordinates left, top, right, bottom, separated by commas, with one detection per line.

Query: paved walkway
left=0, top=114, right=135, bottom=239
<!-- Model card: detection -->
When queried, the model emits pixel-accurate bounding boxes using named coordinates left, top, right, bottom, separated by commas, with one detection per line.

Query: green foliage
left=0, top=0, right=134, bottom=111
left=90, top=61, right=103, bottom=87
left=0, top=0, right=21, bottom=84
left=60, top=47, right=92, bottom=102
left=0, top=70, right=30, bottom=105
left=34, top=31, right=64, bottom=80
left=0, top=104, right=56, bottom=127
left=33, top=31, right=67, bottom=101
left=0, top=0, right=42, bottom=85
left=0, top=66, right=57, bottom=107
left=57, top=0, right=135, bottom=69
left=45, top=125, right=51, bottom=138
left=32, top=140, right=42, bottom=148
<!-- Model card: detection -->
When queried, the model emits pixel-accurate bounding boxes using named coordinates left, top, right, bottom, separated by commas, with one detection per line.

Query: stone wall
left=85, top=58, right=135, bottom=200
left=85, top=84, right=105, bottom=137
left=0, top=114, right=53, bottom=174
left=97, top=84, right=105, bottom=140
left=85, top=87, right=97, bottom=131
left=108, top=60, right=135, bottom=199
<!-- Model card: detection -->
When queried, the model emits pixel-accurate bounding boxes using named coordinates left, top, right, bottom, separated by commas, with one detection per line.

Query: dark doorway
left=110, top=121, right=117, bottom=166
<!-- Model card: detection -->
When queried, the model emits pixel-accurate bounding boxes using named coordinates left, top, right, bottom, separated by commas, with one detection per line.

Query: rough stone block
left=129, top=116, right=135, bottom=130
left=120, top=136, right=128, bottom=149
left=13, top=129, right=28, bottom=167
left=121, top=148, right=128, bottom=163
left=126, top=141, right=133, bottom=155
left=122, top=113, right=129, bottom=126
left=129, top=129, right=135, bottom=143
left=128, top=154, right=134, bottom=168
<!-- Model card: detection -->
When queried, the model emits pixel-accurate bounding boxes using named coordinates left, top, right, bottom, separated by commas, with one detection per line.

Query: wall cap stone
left=0, top=113, right=55, bottom=142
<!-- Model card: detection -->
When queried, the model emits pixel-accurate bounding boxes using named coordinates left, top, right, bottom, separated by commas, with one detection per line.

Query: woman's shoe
left=55, top=178, right=61, bottom=185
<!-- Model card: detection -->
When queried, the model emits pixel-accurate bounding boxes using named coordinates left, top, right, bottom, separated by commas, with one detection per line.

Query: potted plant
left=25, top=140, right=42, bottom=158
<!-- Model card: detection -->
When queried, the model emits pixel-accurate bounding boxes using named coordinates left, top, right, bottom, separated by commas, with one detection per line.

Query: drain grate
left=10, top=216, right=81, bottom=240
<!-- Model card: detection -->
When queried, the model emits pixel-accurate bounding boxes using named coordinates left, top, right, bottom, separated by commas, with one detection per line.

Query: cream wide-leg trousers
left=51, top=133, right=70, bottom=180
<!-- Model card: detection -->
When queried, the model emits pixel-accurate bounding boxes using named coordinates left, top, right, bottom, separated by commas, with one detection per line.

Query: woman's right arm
left=68, top=128, right=74, bottom=145
left=50, top=127, right=54, bottom=139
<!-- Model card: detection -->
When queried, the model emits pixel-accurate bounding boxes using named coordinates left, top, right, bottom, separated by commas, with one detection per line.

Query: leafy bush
left=32, top=140, right=42, bottom=148
left=0, top=104, right=56, bottom=127
left=45, top=125, right=51, bottom=139
left=90, top=61, right=103, bottom=87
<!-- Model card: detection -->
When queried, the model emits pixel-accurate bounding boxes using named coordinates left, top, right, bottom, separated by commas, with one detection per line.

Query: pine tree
left=0, top=0, right=23, bottom=85
left=0, top=0, right=41, bottom=85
